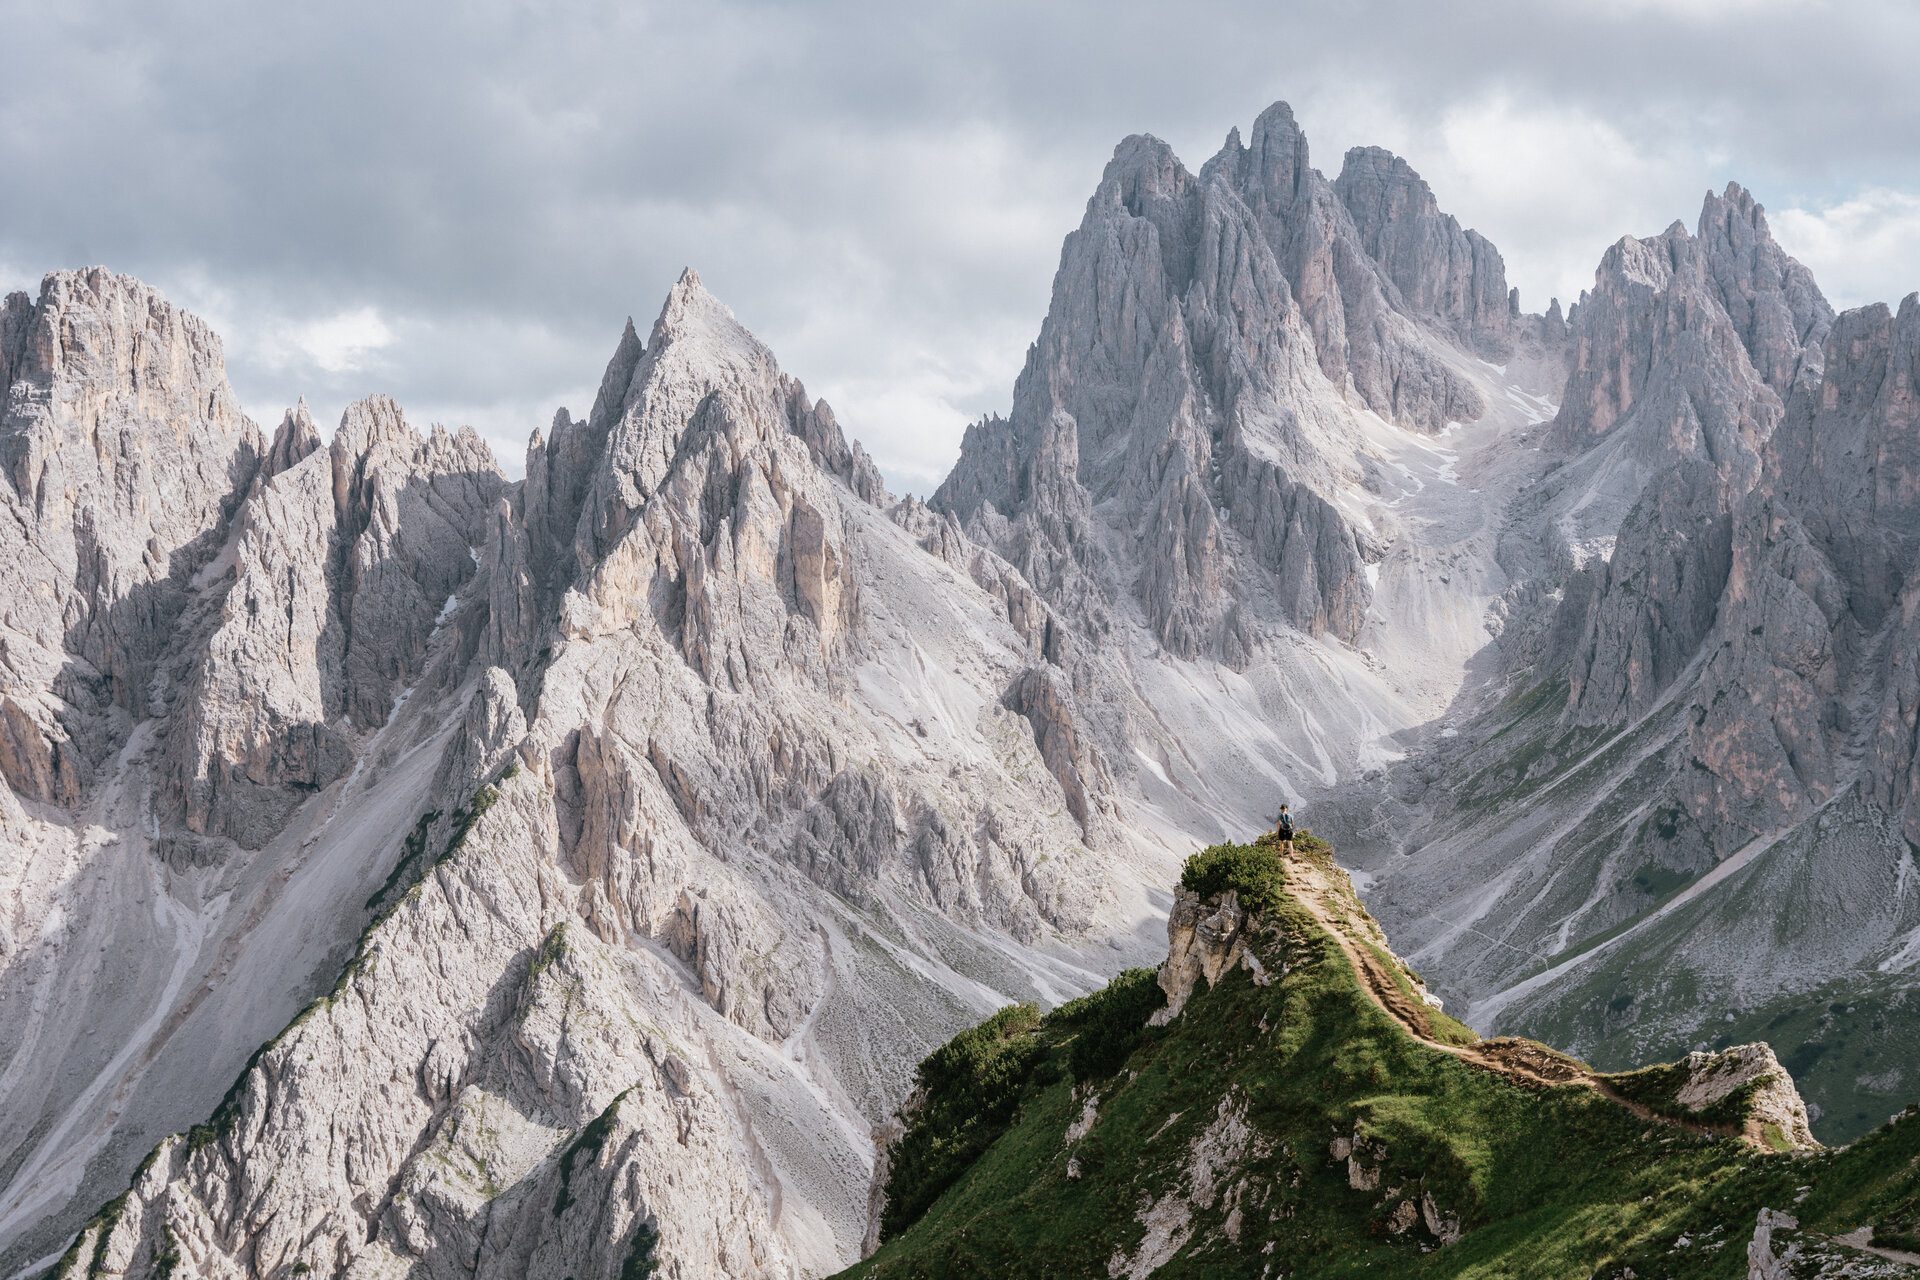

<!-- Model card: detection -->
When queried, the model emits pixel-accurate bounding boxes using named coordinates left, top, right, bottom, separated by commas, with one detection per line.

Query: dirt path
left=1285, top=853, right=1746, bottom=1146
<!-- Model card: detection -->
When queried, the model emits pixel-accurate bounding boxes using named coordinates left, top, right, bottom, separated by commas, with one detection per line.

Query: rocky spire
left=936, top=117, right=1373, bottom=658
left=262, top=400, right=323, bottom=480
left=1695, top=182, right=1832, bottom=398
left=165, top=396, right=503, bottom=844
left=1333, top=145, right=1513, bottom=355
left=0, top=268, right=267, bottom=803
left=1550, top=221, right=1780, bottom=496
left=1203, top=103, right=1488, bottom=432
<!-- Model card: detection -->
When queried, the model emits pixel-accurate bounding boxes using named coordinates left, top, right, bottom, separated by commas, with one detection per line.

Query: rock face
left=0, top=269, right=266, bottom=806
left=1332, top=145, right=1513, bottom=356
left=1672, top=1043, right=1817, bottom=1150
left=164, top=398, right=503, bottom=846
left=1699, top=183, right=1833, bottom=399
left=1213, top=104, right=1489, bottom=435
left=933, top=128, right=1369, bottom=659
left=1561, top=457, right=1736, bottom=725
left=1151, top=886, right=1269, bottom=1023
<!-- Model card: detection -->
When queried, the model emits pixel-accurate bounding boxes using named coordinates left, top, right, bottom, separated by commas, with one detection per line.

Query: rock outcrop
left=1698, top=182, right=1833, bottom=399
left=1663, top=297, right=1920, bottom=845
left=1671, top=1043, right=1818, bottom=1151
left=1151, top=886, right=1270, bottom=1023
left=163, top=398, right=502, bottom=845
left=1562, top=457, right=1736, bottom=724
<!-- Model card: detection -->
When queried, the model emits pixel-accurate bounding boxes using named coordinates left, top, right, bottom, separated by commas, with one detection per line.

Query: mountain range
left=1, top=97, right=1915, bottom=1278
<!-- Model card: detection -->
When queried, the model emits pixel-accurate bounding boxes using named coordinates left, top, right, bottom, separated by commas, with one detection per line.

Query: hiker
left=1275, top=804, right=1296, bottom=855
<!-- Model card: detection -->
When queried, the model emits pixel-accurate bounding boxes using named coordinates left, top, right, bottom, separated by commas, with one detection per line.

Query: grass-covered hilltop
left=839, top=834, right=1920, bottom=1279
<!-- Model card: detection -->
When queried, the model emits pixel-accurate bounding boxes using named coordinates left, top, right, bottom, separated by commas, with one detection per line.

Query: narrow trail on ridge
left=1280, top=845, right=1760, bottom=1149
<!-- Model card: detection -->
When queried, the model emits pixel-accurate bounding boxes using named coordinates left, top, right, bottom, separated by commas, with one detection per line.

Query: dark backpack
left=1278, top=814, right=1295, bottom=838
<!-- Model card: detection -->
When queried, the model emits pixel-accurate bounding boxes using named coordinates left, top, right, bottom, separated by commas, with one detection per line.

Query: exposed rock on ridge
left=1333, top=144, right=1514, bottom=356
left=163, top=398, right=502, bottom=845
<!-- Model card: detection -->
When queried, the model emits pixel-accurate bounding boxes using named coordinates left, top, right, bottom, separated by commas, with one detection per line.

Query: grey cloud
left=5, top=0, right=1916, bottom=489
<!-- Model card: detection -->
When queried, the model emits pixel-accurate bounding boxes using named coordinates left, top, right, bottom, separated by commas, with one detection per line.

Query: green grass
left=880, top=1003, right=1049, bottom=1240
left=840, top=841, right=1920, bottom=1280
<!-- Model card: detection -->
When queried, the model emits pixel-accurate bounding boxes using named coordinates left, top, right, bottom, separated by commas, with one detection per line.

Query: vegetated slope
left=844, top=836, right=1920, bottom=1279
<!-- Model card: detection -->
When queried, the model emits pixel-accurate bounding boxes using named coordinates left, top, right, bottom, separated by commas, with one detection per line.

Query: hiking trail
left=1283, top=845, right=1770, bottom=1149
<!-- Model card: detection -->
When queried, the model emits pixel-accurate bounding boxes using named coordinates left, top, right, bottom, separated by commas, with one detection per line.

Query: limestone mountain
left=934, top=100, right=1569, bottom=753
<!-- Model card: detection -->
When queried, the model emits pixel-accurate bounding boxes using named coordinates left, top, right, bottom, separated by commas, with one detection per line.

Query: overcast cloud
left=4, top=0, right=1916, bottom=491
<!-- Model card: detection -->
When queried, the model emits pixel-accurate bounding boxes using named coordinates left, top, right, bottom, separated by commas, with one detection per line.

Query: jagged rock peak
left=593, top=268, right=796, bottom=488
left=2, top=267, right=235, bottom=391
left=1242, top=99, right=1312, bottom=199
left=1550, top=215, right=1780, bottom=491
left=577, top=271, right=884, bottom=525
left=1695, top=180, right=1833, bottom=396
left=0, top=268, right=267, bottom=806
left=587, top=315, right=646, bottom=429
left=1103, top=132, right=1193, bottom=203
left=1333, top=145, right=1514, bottom=352
left=1201, top=98, right=1493, bottom=429
left=262, top=400, right=323, bottom=479
left=330, top=393, right=497, bottom=477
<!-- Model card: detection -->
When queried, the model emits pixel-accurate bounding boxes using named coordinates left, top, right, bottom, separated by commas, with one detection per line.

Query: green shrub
left=1180, top=840, right=1287, bottom=916
left=1049, top=968, right=1166, bottom=1080
left=621, top=1221, right=660, bottom=1279
left=881, top=1003, right=1046, bottom=1240
left=150, top=1227, right=182, bottom=1279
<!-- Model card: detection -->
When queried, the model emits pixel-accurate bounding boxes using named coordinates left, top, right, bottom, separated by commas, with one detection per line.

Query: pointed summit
left=1243, top=99, right=1312, bottom=202
left=1333, top=144, right=1513, bottom=351
left=1098, top=133, right=1191, bottom=213
left=1695, top=178, right=1832, bottom=394
left=262, top=400, right=323, bottom=479
left=646, top=266, right=766, bottom=371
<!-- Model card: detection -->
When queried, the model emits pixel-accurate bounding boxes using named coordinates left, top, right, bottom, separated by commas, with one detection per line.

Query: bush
left=1180, top=840, right=1287, bottom=916
left=1050, top=968, right=1166, bottom=1079
left=881, top=1003, right=1046, bottom=1240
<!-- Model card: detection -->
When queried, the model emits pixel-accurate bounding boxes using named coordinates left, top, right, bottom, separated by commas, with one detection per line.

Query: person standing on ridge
left=1275, top=804, right=1295, bottom=855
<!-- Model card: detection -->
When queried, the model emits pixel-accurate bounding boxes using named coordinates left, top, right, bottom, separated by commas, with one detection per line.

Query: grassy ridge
left=840, top=841, right=1920, bottom=1279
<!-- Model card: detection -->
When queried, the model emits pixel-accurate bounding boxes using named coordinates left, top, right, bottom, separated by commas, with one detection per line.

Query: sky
left=4, top=0, right=1917, bottom=494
